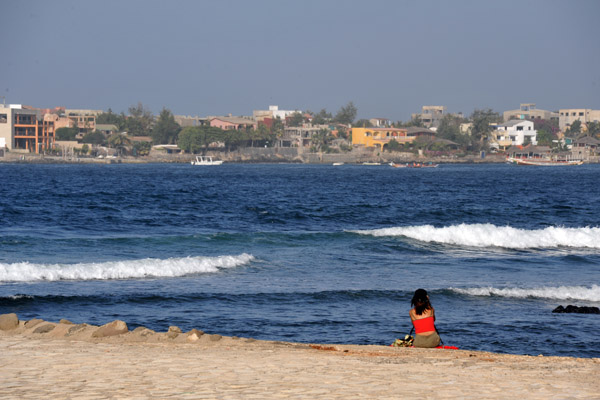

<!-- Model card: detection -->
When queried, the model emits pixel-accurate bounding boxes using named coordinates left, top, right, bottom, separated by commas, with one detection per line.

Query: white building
left=253, top=105, right=300, bottom=122
left=492, top=120, right=537, bottom=150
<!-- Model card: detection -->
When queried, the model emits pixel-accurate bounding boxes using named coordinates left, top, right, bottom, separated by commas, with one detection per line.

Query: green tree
left=534, top=119, right=559, bottom=146
left=566, top=120, right=582, bottom=136
left=384, top=139, right=402, bottom=152
left=82, top=130, right=106, bottom=145
left=133, top=141, right=152, bottom=156
left=310, top=128, right=334, bottom=152
left=436, top=115, right=462, bottom=141
left=81, top=144, right=89, bottom=155
left=353, top=119, right=373, bottom=128
left=312, top=108, right=332, bottom=125
left=586, top=121, right=600, bottom=138
left=334, top=102, right=358, bottom=125
left=127, top=102, right=154, bottom=136
left=96, top=108, right=126, bottom=129
left=55, top=127, right=79, bottom=141
left=177, top=127, right=203, bottom=153
left=470, top=109, right=501, bottom=147
left=152, top=108, right=181, bottom=144
left=108, top=133, right=132, bottom=156
left=177, top=126, right=224, bottom=154
left=287, top=112, right=304, bottom=127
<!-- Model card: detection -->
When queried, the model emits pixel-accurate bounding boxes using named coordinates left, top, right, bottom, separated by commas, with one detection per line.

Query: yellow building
left=351, top=127, right=410, bottom=149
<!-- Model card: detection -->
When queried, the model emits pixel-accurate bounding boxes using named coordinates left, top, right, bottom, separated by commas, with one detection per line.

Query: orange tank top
left=412, top=316, right=435, bottom=334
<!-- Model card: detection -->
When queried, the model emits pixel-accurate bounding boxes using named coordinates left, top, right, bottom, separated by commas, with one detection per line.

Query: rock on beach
left=0, top=313, right=19, bottom=330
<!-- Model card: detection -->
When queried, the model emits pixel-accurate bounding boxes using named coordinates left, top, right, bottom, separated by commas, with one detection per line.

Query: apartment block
left=558, top=108, right=600, bottom=131
left=0, top=105, right=55, bottom=153
left=503, top=103, right=558, bottom=122
left=411, top=106, right=446, bottom=128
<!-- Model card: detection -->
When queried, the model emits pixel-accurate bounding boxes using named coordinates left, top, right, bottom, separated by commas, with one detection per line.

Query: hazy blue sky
left=2, top=0, right=599, bottom=121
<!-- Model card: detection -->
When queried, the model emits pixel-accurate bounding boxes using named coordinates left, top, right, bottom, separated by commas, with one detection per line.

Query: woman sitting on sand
left=410, top=288, right=441, bottom=348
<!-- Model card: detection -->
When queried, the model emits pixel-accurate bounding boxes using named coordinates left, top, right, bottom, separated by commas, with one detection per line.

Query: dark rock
left=33, top=324, right=56, bottom=334
left=553, top=305, right=600, bottom=314
left=0, top=313, right=19, bottom=331
left=59, top=319, right=74, bottom=325
left=209, top=334, right=222, bottom=342
left=66, top=324, right=88, bottom=336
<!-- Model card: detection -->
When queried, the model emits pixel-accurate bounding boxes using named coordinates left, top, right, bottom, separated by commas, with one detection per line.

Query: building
left=411, top=106, right=447, bottom=128
left=503, top=103, right=558, bottom=122
left=174, top=115, right=208, bottom=128
left=0, top=104, right=55, bottom=153
left=558, top=108, right=600, bottom=131
left=351, top=127, right=410, bottom=149
left=208, top=116, right=256, bottom=130
left=492, top=120, right=537, bottom=150
left=280, top=125, right=329, bottom=147
left=571, top=136, right=599, bottom=160
left=253, top=105, right=300, bottom=123
left=369, top=118, right=391, bottom=128
left=65, top=109, right=103, bottom=135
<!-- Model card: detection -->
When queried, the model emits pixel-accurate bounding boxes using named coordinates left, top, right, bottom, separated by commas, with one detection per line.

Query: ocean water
left=1, top=163, right=599, bottom=358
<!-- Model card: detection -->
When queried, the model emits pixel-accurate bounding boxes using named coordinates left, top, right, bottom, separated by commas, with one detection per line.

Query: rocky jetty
left=552, top=305, right=600, bottom=314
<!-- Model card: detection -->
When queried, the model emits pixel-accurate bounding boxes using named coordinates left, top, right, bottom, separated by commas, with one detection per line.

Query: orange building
left=0, top=105, right=55, bottom=153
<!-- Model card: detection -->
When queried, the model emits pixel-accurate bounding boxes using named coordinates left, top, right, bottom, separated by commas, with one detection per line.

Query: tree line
left=54, top=101, right=600, bottom=156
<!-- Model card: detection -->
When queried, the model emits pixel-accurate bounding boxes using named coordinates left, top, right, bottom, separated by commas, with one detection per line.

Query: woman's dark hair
left=411, top=288, right=432, bottom=315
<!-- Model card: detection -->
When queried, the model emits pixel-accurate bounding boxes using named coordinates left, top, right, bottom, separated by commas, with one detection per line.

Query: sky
left=1, top=0, right=599, bottom=121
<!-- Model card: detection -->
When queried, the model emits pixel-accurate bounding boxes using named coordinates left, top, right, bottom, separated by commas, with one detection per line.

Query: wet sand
left=1, top=316, right=599, bottom=399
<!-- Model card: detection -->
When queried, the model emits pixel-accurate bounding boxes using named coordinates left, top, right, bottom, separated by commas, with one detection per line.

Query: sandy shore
left=1, top=316, right=599, bottom=399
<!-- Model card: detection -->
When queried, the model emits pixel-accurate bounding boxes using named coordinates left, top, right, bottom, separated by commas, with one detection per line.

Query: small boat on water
left=507, top=157, right=583, bottom=166
left=406, top=162, right=439, bottom=168
left=332, top=162, right=345, bottom=166
left=191, top=156, right=223, bottom=166
left=362, top=162, right=381, bottom=166
left=389, top=162, right=407, bottom=168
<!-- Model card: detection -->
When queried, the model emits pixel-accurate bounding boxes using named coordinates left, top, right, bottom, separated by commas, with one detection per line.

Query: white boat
left=332, top=162, right=344, bottom=166
left=191, top=156, right=223, bottom=166
left=507, top=157, right=583, bottom=166
left=362, top=162, right=381, bottom=166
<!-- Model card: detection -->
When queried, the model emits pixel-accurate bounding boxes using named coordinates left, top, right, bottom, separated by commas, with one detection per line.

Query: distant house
left=492, top=120, right=537, bottom=150
left=571, top=136, right=600, bottom=160
left=369, top=118, right=391, bottom=128
left=96, top=124, right=118, bottom=136
left=351, top=127, right=409, bottom=149
left=405, top=127, right=436, bottom=140
left=280, top=125, right=329, bottom=147
left=411, top=106, right=446, bottom=128
left=209, top=116, right=256, bottom=130
left=558, top=108, right=600, bottom=131
left=503, top=103, right=558, bottom=122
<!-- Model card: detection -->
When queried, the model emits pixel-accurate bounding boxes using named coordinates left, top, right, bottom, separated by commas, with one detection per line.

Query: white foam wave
left=0, top=254, right=254, bottom=282
left=353, top=224, right=600, bottom=249
left=451, top=285, right=600, bottom=302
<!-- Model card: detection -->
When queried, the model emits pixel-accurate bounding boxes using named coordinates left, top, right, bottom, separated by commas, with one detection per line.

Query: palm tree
left=108, top=133, right=132, bottom=156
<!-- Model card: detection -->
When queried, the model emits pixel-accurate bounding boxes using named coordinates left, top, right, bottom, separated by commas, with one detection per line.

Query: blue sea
left=1, top=163, right=599, bottom=358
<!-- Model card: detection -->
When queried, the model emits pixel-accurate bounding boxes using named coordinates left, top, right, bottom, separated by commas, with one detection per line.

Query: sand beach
left=1, top=314, right=598, bottom=399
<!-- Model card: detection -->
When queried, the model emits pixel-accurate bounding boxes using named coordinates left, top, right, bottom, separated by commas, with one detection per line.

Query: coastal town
left=0, top=101, right=599, bottom=164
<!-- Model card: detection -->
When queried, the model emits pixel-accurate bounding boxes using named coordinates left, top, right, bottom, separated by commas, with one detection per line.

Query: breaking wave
left=0, top=254, right=254, bottom=282
left=451, top=285, right=600, bottom=302
left=353, top=224, right=600, bottom=249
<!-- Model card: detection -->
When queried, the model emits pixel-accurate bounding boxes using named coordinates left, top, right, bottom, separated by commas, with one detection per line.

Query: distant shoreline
left=2, top=149, right=598, bottom=165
